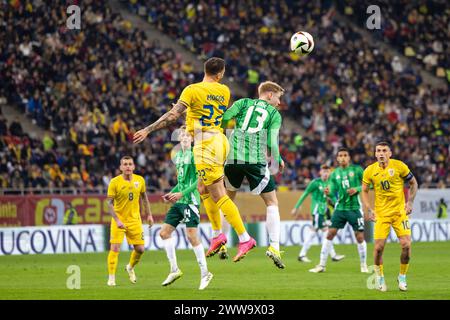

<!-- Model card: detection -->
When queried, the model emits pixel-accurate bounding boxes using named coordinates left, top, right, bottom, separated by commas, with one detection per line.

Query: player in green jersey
left=221, top=81, right=286, bottom=269
left=291, top=165, right=345, bottom=263
left=309, top=148, right=369, bottom=273
left=159, top=127, right=213, bottom=290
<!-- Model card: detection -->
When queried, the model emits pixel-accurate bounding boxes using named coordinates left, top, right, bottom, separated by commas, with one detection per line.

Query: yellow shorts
left=110, top=219, right=144, bottom=245
left=374, top=213, right=411, bottom=240
left=193, top=132, right=229, bottom=186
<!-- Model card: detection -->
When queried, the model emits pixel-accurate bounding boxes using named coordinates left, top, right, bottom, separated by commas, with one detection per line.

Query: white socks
left=357, top=240, right=367, bottom=265
left=162, top=237, right=178, bottom=273
left=193, top=243, right=208, bottom=277
left=221, top=210, right=230, bottom=236
left=320, top=238, right=333, bottom=266
left=266, top=205, right=280, bottom=251
left=299, top=229, right=316, bottom=257
left=323, top=230, right=337, bottom=258
left=238, top=231, right=251, bottom=243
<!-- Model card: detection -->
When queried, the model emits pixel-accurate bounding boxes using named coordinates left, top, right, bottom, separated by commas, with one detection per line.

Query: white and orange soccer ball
left=290, top=31, right=314, bottom=56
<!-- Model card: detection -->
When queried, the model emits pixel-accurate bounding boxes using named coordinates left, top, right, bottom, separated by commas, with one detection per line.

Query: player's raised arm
left=133, top=102, right=186, bottom=144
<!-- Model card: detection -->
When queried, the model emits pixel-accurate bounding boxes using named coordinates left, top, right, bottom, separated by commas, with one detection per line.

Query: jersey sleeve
left=268, top=111, right=282, bottom=164
left=107, top=179, right=116, bottom=198
left=398, top=161, right=413, bottom=181
left=223, top=99, right=245, bottom=122
left=362, top=167, right=372, bottom=186
left=178, top=85, right=193, bottom=108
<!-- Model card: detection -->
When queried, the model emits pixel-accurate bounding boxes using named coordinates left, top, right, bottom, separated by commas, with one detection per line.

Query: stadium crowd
left=336, top=0, right=449, bottom=80
left=0, top=0, right=448, bottom=193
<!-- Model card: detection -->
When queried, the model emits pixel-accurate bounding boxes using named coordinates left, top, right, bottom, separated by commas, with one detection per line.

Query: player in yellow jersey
left=133, top=57, right=256, bottom=262
left=106, top=156, right=154, bottom=286
left=361, top=142, right=418, bottom=292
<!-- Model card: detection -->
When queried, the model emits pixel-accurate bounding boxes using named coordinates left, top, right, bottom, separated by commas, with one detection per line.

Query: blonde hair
left=258, top=81, right=285, bottom=96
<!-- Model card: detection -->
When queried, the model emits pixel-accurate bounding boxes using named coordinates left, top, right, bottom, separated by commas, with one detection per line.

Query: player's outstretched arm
left=405, top=176, right=418, bottom=215
left=133, top=102, right=186, bottom=144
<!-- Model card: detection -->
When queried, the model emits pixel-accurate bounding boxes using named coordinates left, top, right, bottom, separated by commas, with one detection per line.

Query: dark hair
left=120, top=155, right=133, bottom=164
left=320, top=164, right=330, bottom=170
left=337, top=147, right=350, bottom=155
left=204, top=57, right=225, bottom=76
left=375, top=141, right=391, bottom=149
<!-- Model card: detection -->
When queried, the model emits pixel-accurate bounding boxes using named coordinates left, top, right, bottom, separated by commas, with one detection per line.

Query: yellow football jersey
left=362, top=159, right=413, bottom=218
left=178, top=81, right=231, bottom=134
left=107, top=174, right=146, bottom=222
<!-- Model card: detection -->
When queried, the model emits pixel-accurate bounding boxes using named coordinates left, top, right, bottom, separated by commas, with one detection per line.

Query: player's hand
left=324, top=186, right=330, bottom=195
left=115, top=218, right=126, bottom=229
left=147, top=215, right=154, bottom=228
left=347, top=188, right=357, bottom=196
left=290, top=208, right=298, bottom=217
left=167, top=192, right=182, bottom=203
left=133, top=128, right=149, bottom=144
left=279, top=159, right=285, bottom=173
left=162, top=193, right=170, bottom=202
left=366, top=209, right=376, bottom=222
left=405, top=202, right=413, bottom=215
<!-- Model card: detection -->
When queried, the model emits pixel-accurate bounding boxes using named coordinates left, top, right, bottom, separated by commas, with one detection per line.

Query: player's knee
left=110, top=244, right=120, bottom=252
left=186, top=231, right=199, bottom=246
left=198, top=183, right=207, bottom=195
left=374, top=244, right=385, bottom=254
left=400, top=240, right=411, bottom=251
left=356, top=233, right=365, bottom=243
left=159, top=229, right=171, bottom=240
left=326, top=229, right=337, bottom=240
left=135, top=246, right=145, bottom=254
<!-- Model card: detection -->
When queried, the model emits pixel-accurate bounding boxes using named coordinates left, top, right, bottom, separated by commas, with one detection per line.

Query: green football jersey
left=223, top=98, right=282, bottom=165
left=171, top=148, right=200, bottom=206
left=294, top=178, right=329, bottom=216
left=328, top=164, right=364, bottom=211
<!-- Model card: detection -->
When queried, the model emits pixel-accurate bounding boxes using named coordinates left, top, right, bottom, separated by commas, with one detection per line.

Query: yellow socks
left=216, top=195, right=246, bottom=235
left=129, top=250, right=143, bottom=268
left=201, top=193, right=222, bottom=232
left=400, top=263, right=409, bottom=276
left=107, top=250, right=119, bottom=276
left=374, top=264, right=384, bottom=277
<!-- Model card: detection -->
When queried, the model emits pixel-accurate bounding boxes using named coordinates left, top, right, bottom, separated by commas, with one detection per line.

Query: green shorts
left=164, top=203, right=200, bottom=228
left=224, top=163, right=276, bottom=194
left=330, top=209, right=365, bottom=232
left=312, top=214, right=327, bottom=230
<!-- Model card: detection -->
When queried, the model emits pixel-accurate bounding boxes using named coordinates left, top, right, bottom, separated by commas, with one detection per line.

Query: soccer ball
left=290, top=31, right=314, bottom=56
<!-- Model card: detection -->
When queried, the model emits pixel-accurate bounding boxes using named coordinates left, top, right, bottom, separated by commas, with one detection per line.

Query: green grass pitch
left=1, top=242, right=449, bottom=300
